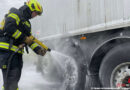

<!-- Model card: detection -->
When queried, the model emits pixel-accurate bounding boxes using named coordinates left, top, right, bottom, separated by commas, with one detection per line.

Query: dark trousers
left=0, top=50, right=23, bottom=90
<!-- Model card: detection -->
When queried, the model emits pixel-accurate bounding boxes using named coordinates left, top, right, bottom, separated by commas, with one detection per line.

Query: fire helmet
left=26, top=0, right=43, bottom=15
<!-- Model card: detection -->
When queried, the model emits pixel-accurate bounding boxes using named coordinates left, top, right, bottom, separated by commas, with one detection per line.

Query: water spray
left=29, top=36, right=78, bottom=89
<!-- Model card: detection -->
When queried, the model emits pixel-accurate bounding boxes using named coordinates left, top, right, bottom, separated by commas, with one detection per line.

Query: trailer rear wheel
left=99, top=43, right=130, bottom=89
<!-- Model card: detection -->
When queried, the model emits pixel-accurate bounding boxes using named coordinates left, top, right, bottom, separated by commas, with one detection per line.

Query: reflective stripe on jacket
left=0, top=7, right=41, bottom=54
left=0, top=42, right=24, bottom=54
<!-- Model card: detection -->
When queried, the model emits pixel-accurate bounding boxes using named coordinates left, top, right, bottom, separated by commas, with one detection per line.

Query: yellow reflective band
left=2, top=65, right=7, bottom=69
left=12, top=29, right=22, bottom=39
left=23, top=21, right=31, bottom=27
left=0, top=19, right=5, bottom=30
left=18, top=49, right=24, bottom=54
left=0, top=42, right=24, bottom=54
left=2, top=86, right=4, bottom=90
left=30, top=29, right=32, bottom=34
left=2, top=86, right=18, bottom=90
left=8, top=13, right=20, bottom=25
left=31, top=43, right=38, bottom=50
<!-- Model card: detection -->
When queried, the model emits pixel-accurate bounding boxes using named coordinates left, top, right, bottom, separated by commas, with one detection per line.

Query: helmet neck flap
left=19, top=5, right=32, bottom=20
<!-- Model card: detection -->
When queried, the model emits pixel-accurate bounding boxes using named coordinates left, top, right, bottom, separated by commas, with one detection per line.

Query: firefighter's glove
left=38, top=48, right=47, bottom=56
left=18, top=44, right=25, bottom=49
left=24, top=36, right=33, bottom=45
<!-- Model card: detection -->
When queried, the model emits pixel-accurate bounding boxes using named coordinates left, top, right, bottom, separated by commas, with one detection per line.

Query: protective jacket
left=0, top=5, right=41, bottom=54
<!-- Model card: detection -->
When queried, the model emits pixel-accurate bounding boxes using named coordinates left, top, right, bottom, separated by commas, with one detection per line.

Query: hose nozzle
left=29, top=36, right=51, bottom=52
left=47, top=48, right=51, bottom=52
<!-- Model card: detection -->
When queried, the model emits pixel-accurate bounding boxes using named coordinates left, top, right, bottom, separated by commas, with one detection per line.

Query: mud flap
left=85, top=74, right=101, bottom=90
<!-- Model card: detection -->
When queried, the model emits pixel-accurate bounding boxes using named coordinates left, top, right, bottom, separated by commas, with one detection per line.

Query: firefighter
left=0, top=0, right=47, bottom=90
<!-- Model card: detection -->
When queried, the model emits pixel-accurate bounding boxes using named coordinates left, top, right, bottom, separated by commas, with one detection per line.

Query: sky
left=0, top=0, right=27, bottom=21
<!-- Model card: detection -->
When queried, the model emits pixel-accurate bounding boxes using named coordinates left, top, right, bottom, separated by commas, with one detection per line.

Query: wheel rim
left=110, top=62, right=130, bottom=89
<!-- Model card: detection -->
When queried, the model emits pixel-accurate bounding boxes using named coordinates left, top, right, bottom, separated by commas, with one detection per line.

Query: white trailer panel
left=36, top=0, right=130, bottom=40
left=1, top=0, right=130, bottom=40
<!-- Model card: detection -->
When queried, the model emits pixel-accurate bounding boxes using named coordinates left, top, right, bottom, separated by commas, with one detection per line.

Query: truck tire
left=99, top=43, right=130, bottom=89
